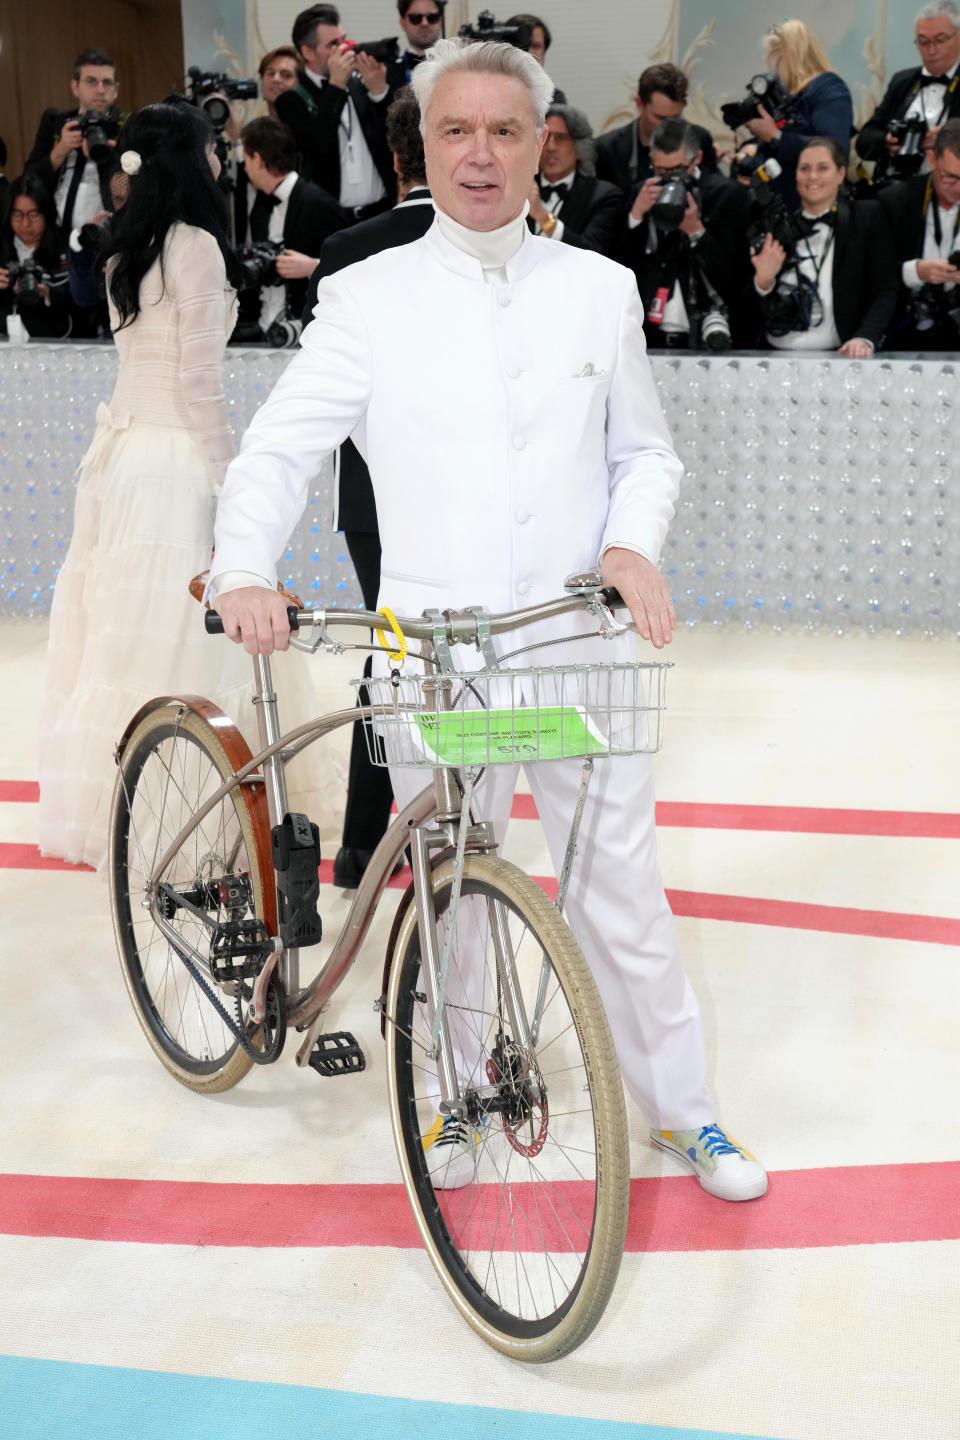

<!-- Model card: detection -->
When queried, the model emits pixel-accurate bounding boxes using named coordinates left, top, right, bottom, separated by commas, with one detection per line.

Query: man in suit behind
left=525, top=104, right=624, bottom=255
left=879, top=118, right=960, bottom=347
left=275, top=4, right=397, bottom=218
left=386, top=0, right=444, bottom=89
left=239, top=116, right=351, bottom=338
left=620, top=118, right=752, bottom=349
left=856, top=3, right=960, bottom=185
left=302, top=88, right=435, bottom=889
left=595, top=63, right=718, bottom=206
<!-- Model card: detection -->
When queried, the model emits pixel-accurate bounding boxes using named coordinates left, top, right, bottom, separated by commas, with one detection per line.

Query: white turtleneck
left=435, top=203, right=529, bottom=283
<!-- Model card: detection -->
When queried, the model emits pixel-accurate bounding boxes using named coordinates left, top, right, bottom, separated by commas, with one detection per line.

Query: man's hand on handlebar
left=601, top=547, right=676, bottom=649
left=215, top=586, right=292, bottom=655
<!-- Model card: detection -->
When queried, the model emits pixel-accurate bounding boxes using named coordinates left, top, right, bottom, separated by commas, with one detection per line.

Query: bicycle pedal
left=307, top=1030, right=366, bottom=1077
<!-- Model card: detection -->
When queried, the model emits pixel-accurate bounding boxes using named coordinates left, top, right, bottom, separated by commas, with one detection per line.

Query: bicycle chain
left=163, top=929, right=280, bottom=1066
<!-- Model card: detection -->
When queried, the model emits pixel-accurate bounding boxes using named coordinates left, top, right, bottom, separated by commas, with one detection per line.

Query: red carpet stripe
left=2, top=844, right=958, bottom=943
left=1, top=1162, right=957, bottom=1252
left=0, top=781, right=39, bottom=803
left=383, top=793, right=960, bottom=835
left=7, top=781, right=959, bottom=836
left=663, top=888, right=960, bottom=946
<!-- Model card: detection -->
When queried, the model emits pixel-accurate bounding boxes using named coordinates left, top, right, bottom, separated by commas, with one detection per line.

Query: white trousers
left=390, top=752, right=714, bottom=1130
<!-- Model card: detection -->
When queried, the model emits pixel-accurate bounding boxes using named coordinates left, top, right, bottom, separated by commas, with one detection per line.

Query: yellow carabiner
left=375, top=605, right=408, bottom=664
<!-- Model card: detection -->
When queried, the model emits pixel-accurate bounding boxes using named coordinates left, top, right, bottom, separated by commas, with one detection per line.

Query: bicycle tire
left=384, top=854, right=629, bottom=1361
left=109, top=697, right=275, bottom=1094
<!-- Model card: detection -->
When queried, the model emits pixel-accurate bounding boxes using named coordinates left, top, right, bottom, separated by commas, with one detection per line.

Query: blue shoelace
left=698, top=1124, right=742, bottom=1157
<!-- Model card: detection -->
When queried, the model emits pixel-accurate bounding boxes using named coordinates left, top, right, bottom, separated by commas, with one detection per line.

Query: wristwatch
left=540, top=212, right=558, bottom=236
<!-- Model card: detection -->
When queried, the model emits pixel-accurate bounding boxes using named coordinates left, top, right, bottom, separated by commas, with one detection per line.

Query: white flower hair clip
left=120, top=150, right=143, bottom=176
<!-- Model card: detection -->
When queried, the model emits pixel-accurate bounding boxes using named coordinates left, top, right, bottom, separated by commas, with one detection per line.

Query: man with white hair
left=209, top=38, right=767, bottom=1204
left=856, top=2, right=960, bottom=183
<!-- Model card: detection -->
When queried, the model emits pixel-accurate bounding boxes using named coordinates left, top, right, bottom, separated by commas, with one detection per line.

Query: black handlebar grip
left=204, top=605, right=301, bottom=635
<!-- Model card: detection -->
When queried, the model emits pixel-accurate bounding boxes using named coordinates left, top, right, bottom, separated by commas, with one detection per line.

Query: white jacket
left=211, top=219, right=682, bottom=647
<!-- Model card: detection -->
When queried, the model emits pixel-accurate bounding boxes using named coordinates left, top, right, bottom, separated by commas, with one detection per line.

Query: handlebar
left=204, top=582, right=626, bottom=646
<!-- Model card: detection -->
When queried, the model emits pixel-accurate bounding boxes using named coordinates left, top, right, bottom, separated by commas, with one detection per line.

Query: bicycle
left=107, top=570, right=671, bottom=1361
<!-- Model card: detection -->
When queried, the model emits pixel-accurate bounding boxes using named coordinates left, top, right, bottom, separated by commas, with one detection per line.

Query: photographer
left=239, top=116, right=351, bottom=339
left=390, top=1, right=444, bottom=85
left=526, top=104, right=623, bottom=255
left=620, top=118, right=751, bottom=349
left=596, top=64, right=718, bottom=204
left=879, top=119, right=960, bottom=348
left=737, top=20, right=853, bottom=210
left=258, top=47, right=304, bottom=120
left=0, top=175, right=71, bottom=339
left=749, top=137, right=896, bottom=357
left=25, top=47, right=126, bottom=235
left=856, top=4, right=960, bottom=187
left=275, top=5, right=397, bottom=215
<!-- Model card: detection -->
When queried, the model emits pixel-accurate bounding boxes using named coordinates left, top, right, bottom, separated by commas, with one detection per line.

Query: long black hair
left=104, top=102, right=240, bottom=330
left=1, top=173, right=64, bottom=270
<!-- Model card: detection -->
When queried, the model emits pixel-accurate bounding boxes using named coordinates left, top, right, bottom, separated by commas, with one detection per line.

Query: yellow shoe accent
left=660, top=1129, right=674, bottom=1141
left=422, top=1113, right=445, bottom=1152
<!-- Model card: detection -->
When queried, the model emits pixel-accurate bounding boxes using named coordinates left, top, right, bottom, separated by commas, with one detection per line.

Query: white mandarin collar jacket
left=212, top=218, right=683, bottom=651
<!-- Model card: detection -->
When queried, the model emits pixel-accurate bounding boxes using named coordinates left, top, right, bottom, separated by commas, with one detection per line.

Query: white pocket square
left=574, top=362, right=606, bottom=378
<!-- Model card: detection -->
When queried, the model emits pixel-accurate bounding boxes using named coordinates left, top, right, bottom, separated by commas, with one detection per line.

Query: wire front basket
left=354, top=662, right=671, bottom=770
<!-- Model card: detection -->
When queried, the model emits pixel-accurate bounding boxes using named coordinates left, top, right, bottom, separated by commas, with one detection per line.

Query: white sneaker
left=651, top=1124, right=768, bottom=1202
left=423, top=1112, right=485, bottom=1191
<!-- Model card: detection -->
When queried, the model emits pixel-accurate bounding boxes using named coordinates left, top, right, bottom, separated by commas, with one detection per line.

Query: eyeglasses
left=652, top=164, right=690, bottom=178
left=11, top=208, right=42, bottom=222
left=408, top=11, right=442, bottom=23
left=916, top=29, right=958, bottom=48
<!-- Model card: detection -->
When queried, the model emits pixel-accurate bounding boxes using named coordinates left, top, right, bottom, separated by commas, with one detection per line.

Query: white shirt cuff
left=208, top=570, right=275, bottom=602
left=599, top=542, right=653, bottom=565
left=627, top=212, right=643, bottom=231
left=902, top=260, right=922, bottom=289
left=754, top=279, right=775, bottom=296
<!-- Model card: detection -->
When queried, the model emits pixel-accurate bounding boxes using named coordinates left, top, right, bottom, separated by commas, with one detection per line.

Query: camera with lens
left=746, top=157, right=814, bottom=255
left=459, top=10, right=532, bottom=48
left=721, top=72, right=796, bottom=130
left=887, top=115, right=928, bottom=171
left=5, top=258, right=49, bottom=307
left=186, top=67, right=258, bottom=130
left=696, top=304, right=732, bottom=351
left=75, top=108, right=121, bottom=164
left=650, top=169, right=695, bottom=230
left=342, top=36, right=401, bottom=66
left=266, top=306, right=303, bottom=349
left=238, top=239, right=284, bottom=291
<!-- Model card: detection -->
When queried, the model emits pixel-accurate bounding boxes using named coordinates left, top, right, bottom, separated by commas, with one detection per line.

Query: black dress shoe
left=333, top=846, right=407, bottom=889
left=333, top=846, right=375, bottom=889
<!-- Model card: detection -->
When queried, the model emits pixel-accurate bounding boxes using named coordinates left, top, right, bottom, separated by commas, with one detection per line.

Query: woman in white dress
left=39, top=102, right=337, bottom=869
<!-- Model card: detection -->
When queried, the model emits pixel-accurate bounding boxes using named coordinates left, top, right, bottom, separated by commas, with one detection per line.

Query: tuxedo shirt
left=211, top=220, right=681, bottom=655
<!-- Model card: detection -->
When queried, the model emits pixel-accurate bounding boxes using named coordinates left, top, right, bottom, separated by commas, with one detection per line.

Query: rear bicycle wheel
left=385, top=854, right=629, bottom=1361
left=108, top=698, right=275, bottom=1093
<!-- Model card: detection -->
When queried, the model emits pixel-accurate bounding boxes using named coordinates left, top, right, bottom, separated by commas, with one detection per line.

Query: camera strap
left=910, top=70, right=958, bottom=128
left=927, top=178, right=960, bottom=252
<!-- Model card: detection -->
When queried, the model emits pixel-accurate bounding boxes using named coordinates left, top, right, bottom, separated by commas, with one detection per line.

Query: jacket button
left=515, top=509, right=531, bottom=524
left=505, top=363, right=521, bottom=379
left=497, top=291, right=511, bottom=307
left=517, top=580, right=531, bottom=595
left=512, top=435, right=527, bottom=451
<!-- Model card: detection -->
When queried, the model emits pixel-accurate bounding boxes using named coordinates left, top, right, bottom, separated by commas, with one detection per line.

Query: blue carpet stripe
left=0, top=1355, right=786, bottom=1440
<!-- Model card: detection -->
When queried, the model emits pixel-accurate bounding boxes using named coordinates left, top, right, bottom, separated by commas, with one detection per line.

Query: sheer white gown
left=38, top=223, right=342, bottom=870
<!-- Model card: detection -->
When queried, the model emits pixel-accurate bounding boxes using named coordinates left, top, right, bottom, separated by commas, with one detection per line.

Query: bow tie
left=802, top=210, right=836, bottom=229
left=253, top=190, right=282, bottom=208
left=920, top=72, right=949, bottom=86
left=405, top=51, right=426, bottom=70
left=539, top=182, right=570, bottom=202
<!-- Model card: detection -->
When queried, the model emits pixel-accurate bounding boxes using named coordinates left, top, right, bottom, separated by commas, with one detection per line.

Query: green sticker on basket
left=414, top=705, right=609, bottom=765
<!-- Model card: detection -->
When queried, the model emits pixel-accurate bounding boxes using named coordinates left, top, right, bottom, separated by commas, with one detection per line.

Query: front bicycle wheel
left=385, top=854, right=629, bottom=1361
left=109, top=698, right=275, bottom=1094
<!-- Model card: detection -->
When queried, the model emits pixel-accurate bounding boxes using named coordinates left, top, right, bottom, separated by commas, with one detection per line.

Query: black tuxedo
left=26, top=107, right=125, bottom=229
left=856, top=66, right=960, bottom=181
left=751, top=197, right=898, bottom=350
left=303, top=187, right=435, bottom=856
left=234, top=173, right=350, bottom=330
left=595, top=117, right=718, bottom=199
left=275, top=75, right=396, bottom=208
left=879, top=174, right=960, bottom=345
left=621, top=170, right=753, bottom=346
left=529, top=172, right=624, bottom=256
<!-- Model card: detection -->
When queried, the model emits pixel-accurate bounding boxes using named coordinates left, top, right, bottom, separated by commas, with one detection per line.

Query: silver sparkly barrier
left=2, top=345, right=958, bottom=635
